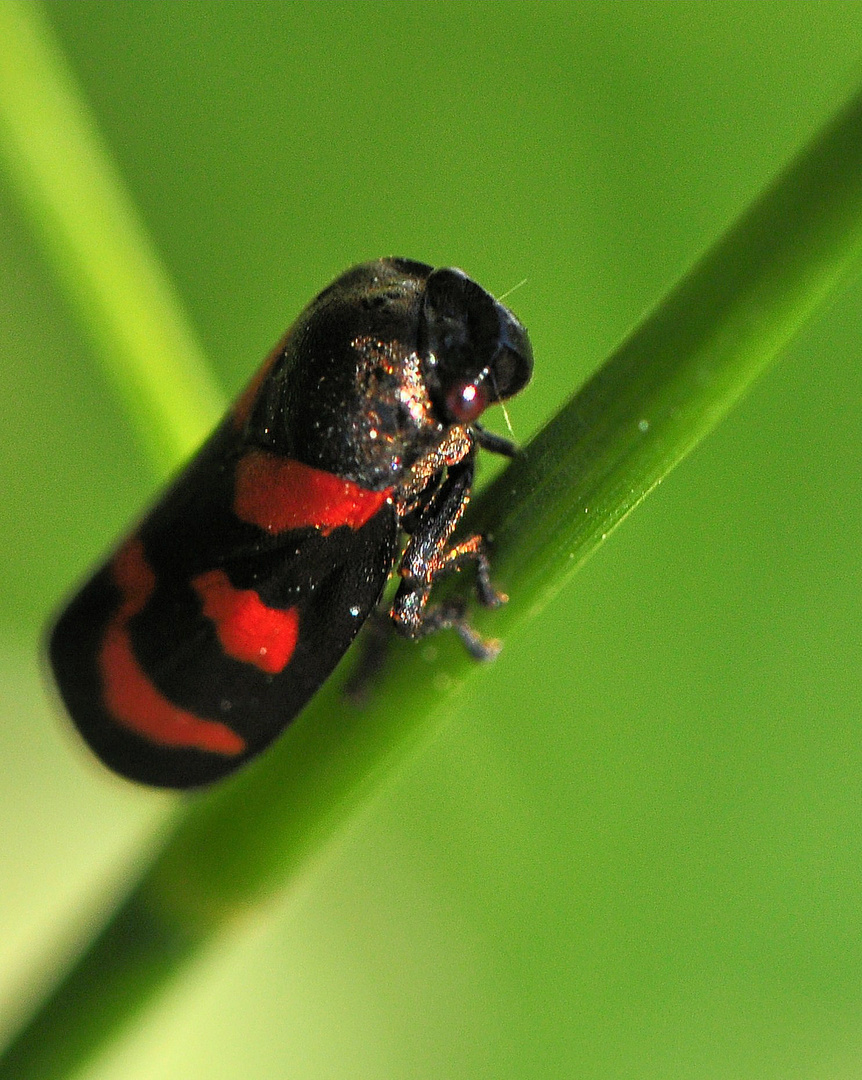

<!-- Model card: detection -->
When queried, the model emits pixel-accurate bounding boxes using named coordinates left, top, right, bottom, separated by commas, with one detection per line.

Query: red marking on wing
left=98, top=539, right=246, bottom=756
left=193, top=569, right=299, bottom=674
left=234, top=451, right=391, bottom=536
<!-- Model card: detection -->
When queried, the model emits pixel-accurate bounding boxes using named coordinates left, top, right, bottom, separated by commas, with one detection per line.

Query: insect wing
left=49, top=423, right=399, bottom=788
left=48, top=257, right=534, bottom=789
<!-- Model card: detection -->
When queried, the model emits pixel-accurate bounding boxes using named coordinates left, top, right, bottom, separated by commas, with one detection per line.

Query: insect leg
left=471, top=422, right=518, bottom=458
left=391, top=452, right=504, bottom=658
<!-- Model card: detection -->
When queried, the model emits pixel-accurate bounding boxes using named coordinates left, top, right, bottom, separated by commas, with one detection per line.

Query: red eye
left=446, top=379, right=488, bottom=423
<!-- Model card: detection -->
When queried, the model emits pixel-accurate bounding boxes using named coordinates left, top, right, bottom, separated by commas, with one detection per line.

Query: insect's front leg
left=391, top=453, right=506, bottom=660
left=471, top=422, right=518, bottom=458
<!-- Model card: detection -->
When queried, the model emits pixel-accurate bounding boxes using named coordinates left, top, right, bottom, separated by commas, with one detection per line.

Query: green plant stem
left=0, top=0, right=222, bottom=473
left=0, top=895, right=202, bottom=1080
left=3, top=31, right=862, bottom=1080
left=150, top=86, right=862, bottom=925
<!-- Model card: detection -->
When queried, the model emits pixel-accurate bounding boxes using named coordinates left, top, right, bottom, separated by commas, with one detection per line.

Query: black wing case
left=49, top=421, right=398, bottom=788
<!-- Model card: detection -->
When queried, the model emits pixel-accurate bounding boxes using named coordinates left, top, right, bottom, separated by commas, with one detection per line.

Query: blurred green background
left=2, top=2, right=862, bottom=1077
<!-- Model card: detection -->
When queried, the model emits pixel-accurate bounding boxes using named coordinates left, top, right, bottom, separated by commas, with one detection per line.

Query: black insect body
left=49, top=258, right=533, bottom=788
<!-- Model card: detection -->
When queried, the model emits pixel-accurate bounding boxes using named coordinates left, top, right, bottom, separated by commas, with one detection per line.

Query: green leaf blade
left=0, top=0, right=223, bottom=473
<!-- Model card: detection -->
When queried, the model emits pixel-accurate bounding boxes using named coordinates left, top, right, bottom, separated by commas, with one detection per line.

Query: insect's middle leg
left=391, top=454, right=505, bottom=659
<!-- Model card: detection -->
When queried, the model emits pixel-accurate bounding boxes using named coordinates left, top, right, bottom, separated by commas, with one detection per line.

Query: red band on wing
left=192, top=569, right=299, bottom=674
left=234, top=451, right=391, bottom=536
left=98, top=539, right=246, bottom=756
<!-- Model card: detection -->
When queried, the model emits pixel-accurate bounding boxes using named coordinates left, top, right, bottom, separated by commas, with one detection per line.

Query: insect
left=49, top=258, right=532, bottom=788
